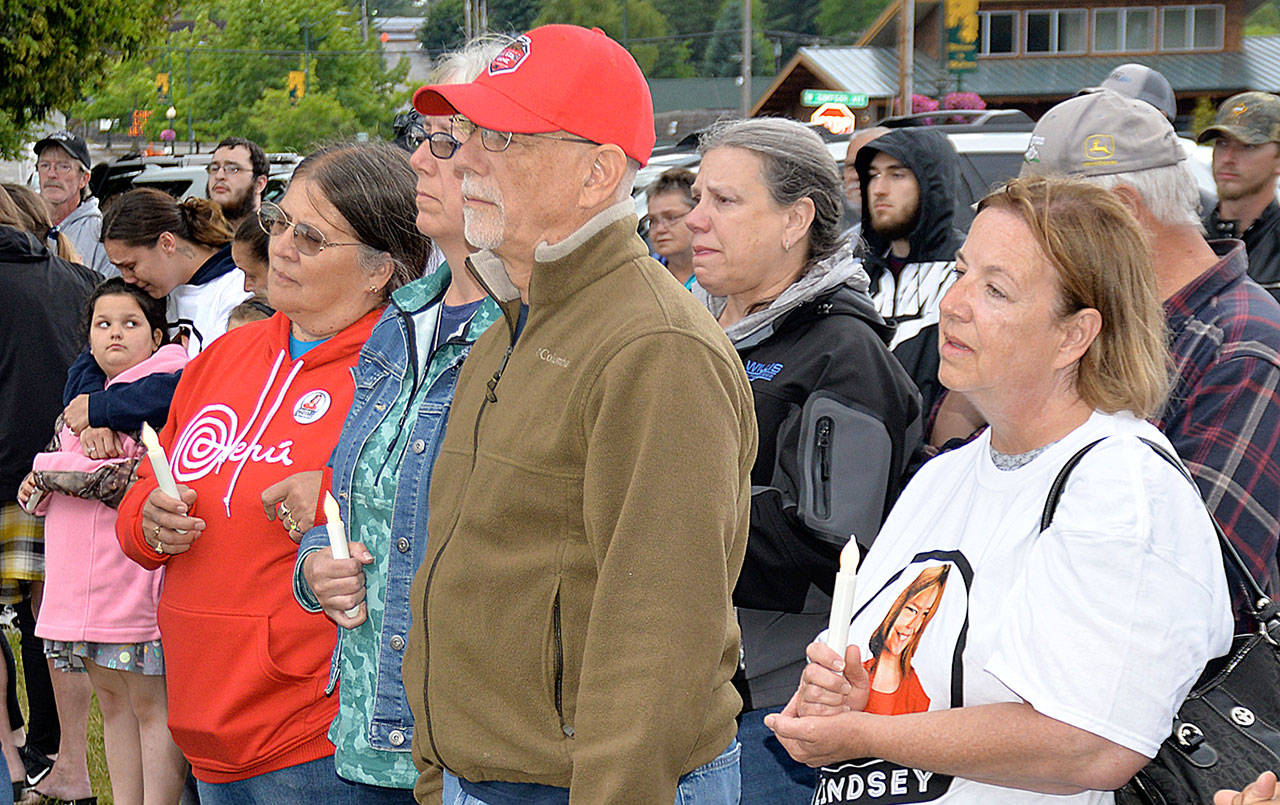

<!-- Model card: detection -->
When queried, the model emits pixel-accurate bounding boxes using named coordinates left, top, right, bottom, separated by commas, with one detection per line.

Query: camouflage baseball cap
left=1196, top=91, right=1280, bottom=145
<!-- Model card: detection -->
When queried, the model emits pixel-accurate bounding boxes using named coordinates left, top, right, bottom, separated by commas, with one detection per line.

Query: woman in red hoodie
left=116, top=142, right=430, bottom=804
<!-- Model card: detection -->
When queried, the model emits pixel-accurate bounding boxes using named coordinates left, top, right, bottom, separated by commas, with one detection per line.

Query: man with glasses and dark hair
left=34, top=130, right=115, bottom=277
left=403, top=24, right=756, bottom=804
left=206, top=136, right=268, bottom=228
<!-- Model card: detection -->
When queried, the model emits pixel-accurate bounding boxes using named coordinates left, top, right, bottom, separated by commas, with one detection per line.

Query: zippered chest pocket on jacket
left=796, top=393, right=894, bottom=549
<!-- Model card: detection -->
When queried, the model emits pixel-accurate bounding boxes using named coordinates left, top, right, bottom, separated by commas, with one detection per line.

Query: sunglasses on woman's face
left=257, top=201, right=363, bottom=257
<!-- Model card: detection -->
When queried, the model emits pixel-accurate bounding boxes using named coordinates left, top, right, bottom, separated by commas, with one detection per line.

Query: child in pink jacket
left=19, top=278, right=190, bottom=805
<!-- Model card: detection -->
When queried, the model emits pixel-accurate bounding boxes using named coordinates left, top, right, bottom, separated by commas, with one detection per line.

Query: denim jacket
left=293, top=264, right=500, bottom=787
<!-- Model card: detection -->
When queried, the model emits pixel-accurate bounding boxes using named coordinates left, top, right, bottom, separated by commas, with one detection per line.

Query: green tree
left=247, top=88, right=362, bottom=151
left=1246, top=0, right=1280, bottom=34
left=417, top=0, right=541, bottom=54
left=0, top=0, right=175, bottom=155
left=74, top=54, right=166, bottom=141
left=764, top=0, right=823, bottom=65
left=488, top=0, right=541, bottom=34
left=81, top=0, right=410, bottom=151
left=817, top=0, right=893, bottom=39
left=701, top=0, right=773, bottom=76
left=370, top=0, right=426, bottom=15
left=418, top=0, right=466, bottom=52
left=534, top=0, right=688, bottom=77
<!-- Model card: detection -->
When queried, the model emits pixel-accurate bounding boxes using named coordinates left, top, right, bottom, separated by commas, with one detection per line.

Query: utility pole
left=740, top=0, right=751, bottom=117
left=302, top=20, right=313, bottom=96
left=185, top=48, right=194, bottom=151
left=897, top=0, right=914, bottom=115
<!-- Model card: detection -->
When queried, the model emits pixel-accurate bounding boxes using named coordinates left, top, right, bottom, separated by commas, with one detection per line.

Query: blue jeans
left=443, top=740, right=741, bottom=804
left=737, top=705, right=816, bottom=804
left=194, top=755, right=413, bottom=805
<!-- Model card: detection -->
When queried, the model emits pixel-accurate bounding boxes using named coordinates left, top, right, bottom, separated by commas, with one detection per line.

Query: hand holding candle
left=140, top=422, right=180, bottom=500
left=323, top=491, right=362, bottom=618
left=825, top=537, right=860, bottom=655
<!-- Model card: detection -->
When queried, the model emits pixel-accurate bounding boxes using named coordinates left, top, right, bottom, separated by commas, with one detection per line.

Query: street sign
left=810, top=103, right=857, bottom=135
left=801, top=89, right=869, bottom=109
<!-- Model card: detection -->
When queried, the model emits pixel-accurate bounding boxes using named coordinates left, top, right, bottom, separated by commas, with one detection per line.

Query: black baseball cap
left=34, top=130, right=91, bottom=171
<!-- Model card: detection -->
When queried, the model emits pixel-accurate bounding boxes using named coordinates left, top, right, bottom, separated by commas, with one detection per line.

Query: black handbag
left=1041, top=437, right=1280, bottom=805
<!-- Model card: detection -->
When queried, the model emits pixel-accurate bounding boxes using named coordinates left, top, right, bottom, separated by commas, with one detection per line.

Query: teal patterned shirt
left=326, top=264, right=500, bottom=787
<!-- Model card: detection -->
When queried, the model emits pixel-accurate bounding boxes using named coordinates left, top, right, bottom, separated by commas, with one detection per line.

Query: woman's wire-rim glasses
left=257, top=201, right=364, bottom=256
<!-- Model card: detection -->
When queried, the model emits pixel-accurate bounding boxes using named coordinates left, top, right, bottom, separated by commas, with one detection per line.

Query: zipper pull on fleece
left=485, top=342, right=517, bottom=403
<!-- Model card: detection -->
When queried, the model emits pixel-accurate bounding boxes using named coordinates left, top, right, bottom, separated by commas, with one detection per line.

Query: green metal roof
left=648, top=77, right=772, bottom=113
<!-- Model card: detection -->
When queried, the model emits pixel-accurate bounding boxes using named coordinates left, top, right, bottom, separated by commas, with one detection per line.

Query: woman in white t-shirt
left=765, top=174, right=1234, bottom=804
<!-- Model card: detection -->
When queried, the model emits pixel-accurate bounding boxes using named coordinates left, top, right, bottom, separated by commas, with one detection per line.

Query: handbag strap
left=1039, top=435, right=1280, bottom=629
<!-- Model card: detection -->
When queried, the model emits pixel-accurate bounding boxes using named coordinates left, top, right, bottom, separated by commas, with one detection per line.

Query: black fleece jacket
left=0, top=226, right=96, bottom=499
left=732, top=280, right=922, bottom=709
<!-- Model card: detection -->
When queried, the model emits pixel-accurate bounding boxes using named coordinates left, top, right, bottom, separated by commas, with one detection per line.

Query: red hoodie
left=118, top=310, right=378, bottom=783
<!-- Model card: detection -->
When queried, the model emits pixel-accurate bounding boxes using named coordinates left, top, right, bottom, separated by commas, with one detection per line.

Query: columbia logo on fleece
left=537, top=348, right=570, bottom=368
left=745, top=360, right=783, bottom=381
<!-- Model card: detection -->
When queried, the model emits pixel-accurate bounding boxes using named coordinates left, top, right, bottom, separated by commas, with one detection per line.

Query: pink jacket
left=34, top=344, right=189, bottom=644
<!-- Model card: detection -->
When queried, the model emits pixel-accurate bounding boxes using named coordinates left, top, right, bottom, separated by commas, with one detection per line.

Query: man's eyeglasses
left=257, top=201, right=364, bottom=257
left=644, top=210, right=691, bottom=230
left=207, top=163, right=249, bottom=176
left=37, top=161, right=78, bottom=175
left=406, top=127, right=464, bottom=160
left=450, top=116, right=596, bottom=153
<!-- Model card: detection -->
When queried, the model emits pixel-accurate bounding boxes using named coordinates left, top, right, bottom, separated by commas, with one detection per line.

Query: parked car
left=633, top=111, right=1034, bottom=237
left=90, top=151, right=301, bottom=205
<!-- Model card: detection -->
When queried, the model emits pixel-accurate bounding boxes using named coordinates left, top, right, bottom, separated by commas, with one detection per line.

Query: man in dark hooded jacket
left=855, top=128, right=965, bottom=416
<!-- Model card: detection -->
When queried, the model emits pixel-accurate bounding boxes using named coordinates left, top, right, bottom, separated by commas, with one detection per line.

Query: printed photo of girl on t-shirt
left=863, top=564, right=950, bottom=716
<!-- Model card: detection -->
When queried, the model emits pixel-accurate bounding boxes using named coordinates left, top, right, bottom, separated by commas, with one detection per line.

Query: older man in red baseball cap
left=402, top=25, right=756, bottom=805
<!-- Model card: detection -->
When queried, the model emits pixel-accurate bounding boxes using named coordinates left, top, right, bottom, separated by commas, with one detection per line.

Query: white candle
left=323, top=491, right=361, bottom=618
left=140, top=422, right=180, bottom=500
left=825, top=538, right=861, bottom=656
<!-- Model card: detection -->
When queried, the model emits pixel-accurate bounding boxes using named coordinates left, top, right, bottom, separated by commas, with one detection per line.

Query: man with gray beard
left=402, top=24, right=757, bottom=804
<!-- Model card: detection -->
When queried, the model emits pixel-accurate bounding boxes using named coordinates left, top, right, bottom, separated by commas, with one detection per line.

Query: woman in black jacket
left=687, top=117, right=923, bottom=801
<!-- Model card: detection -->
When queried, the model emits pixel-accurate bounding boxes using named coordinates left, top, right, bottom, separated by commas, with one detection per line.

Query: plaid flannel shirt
left=1157, top=240, right=1280, bottom=631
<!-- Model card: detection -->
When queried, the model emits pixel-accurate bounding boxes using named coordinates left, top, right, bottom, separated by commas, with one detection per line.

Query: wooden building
left=752, top=0, right=1280, bottom=126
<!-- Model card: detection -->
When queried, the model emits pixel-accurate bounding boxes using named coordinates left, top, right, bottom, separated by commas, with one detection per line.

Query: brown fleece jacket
left=404, top=203, right=757, bottom=803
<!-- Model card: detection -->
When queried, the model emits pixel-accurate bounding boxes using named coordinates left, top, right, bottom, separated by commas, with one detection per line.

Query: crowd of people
left=2, top=22, right=1280, bottom=805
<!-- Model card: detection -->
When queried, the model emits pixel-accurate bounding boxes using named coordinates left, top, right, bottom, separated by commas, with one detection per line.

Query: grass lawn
left=8, top=630, right=113, bottom=805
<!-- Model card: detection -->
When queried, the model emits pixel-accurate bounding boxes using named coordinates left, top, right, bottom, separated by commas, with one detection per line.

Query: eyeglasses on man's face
left=644, top=210, right=691, bottom=230
left=448, top=116, right=596, bottom=153
left=257, top=201, right=364, bottom=257
left=37, top=160, right=79, bottom=175
left=207, top=162, right=249, bottom=177
left=406, top=125, right=464, bottom=160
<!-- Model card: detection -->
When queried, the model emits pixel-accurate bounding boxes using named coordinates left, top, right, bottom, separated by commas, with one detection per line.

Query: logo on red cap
left=488, top=36, right=531, bottom=76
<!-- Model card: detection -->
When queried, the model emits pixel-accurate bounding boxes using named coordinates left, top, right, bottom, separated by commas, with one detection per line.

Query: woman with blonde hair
left=768, top=175, right=1233, bottom=803
left=1, top=183, right=82, bottom=265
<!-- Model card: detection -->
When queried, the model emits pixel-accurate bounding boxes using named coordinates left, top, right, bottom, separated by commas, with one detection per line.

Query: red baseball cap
left=413, top=25, right=655, bottom=166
